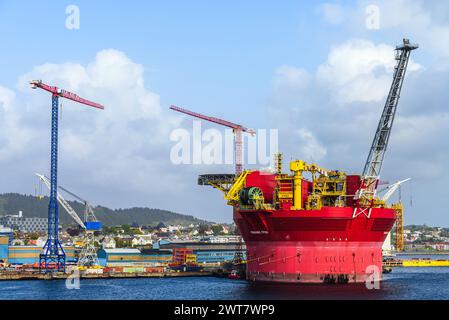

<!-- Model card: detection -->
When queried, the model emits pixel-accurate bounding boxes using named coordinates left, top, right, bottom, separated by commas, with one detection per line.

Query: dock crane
left=57, top=184, right=101, bottom=267
left=380, top=178, right=411, bottom=203
left=380, top=178, right=411, bottom=252
left=169, top=105, right=255, bottom=175
left=354, top=39, right=418, bottom=218
left=36, top=173, right=101, bottom=267
left=30, top=80, right=104, bottom=272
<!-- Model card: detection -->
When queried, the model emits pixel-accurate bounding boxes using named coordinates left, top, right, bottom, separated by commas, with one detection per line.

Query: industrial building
left=0, top=213, right=50, bottom=233
left=0, top=236, right=78, bottom=265
left=96, top=240, right=247, bottom=267
left=156, top=240, right=246, bottom=265
left=0, top=236, right=8, bottom=264
left=97, top=248, right=172, bottom=267
left=0, top=226, right=13, bottom=245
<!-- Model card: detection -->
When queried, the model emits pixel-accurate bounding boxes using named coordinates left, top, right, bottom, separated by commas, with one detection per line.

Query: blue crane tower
left=30, top=80, right=104, bottom=273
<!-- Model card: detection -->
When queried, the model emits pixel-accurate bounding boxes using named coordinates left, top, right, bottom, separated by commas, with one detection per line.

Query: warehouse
left=0, top=236, right=8, bottom=264
left=0, top=236, right=78, bottom=265
left=156, top=240, right=246, bottom=265
left=97, top=248, right=172, bottom=267
left=8, top=246, right=79, bottom=265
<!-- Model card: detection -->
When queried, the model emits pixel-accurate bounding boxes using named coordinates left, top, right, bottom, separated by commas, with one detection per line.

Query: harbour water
left=1, top=264, right=449, bottom=300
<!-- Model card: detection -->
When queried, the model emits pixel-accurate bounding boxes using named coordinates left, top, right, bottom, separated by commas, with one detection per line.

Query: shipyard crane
left=57, top=185, right=101, bottom=267
left=36, top=173, right=86, bottom=229
left=36, top=173, right=101, bottom=267
left=170, top=105, right=255, bottom=175
left=354, top=39, right=418, bottom=218
left=380, top=178, right=411, bottom=202
left=380, top=178, right=411, bottom=252
left=30, top=80, right=104, bottom=272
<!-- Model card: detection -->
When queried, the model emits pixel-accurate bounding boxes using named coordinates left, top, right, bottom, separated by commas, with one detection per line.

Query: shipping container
left=84, top=268, right=103, bottom=274
left=123, top=267, right=144, bottom=273
left=144, top=266, right=165, bottom=273
left=185, top=254, right=197, bottom=263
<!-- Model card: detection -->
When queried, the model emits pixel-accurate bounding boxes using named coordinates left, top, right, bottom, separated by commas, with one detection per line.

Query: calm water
left=1, top=255, right=449, bottom=300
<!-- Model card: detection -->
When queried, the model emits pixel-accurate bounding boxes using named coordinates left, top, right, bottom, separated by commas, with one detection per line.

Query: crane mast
left=31, top=80, right=103, bottom=272
left=354, top=39, right=418, bottom=218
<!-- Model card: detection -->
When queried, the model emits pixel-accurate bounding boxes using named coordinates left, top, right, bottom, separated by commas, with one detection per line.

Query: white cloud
left=274, top=65, right=310, bottom=93
left=0, top=49, right=211, bottom=219
left=296, top=128, right=327, bottom=161
left=0, top=86, right=34, bottom=161
left=317, top=39, right=421, bottom=104
left=320, top=0, right=449, bottom=68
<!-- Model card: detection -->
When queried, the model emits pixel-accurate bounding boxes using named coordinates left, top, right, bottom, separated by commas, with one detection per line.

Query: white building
left=132, top=236, right=152, bottom=247
left=0, top=213, right=50, bottom=233
left=102, top=236, right=116, bottom=249
left=168, top=226, right=180, bottom=233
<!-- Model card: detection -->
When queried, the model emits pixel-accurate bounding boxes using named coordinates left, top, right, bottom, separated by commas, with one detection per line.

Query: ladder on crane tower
left=354, top=39, right=418, bottom=218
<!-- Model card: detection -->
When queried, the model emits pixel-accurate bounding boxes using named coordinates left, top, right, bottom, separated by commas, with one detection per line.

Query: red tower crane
left=170, top=105, right=255, bottom=175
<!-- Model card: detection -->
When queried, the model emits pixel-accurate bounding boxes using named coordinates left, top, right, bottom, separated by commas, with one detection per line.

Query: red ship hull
left=234, top=207, right=396, bottom=284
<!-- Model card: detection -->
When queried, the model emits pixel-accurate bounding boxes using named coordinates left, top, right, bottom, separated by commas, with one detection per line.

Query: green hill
left=0, top=193, right=210, bottom=227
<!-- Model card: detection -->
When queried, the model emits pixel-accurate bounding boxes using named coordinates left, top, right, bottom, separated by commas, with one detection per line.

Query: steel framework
left=31, top=80, right=103, bottom=272
left=354, top=39, right=418, bottom=218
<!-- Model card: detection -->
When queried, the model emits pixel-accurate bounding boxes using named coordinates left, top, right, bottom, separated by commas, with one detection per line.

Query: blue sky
left=0, top=1, right=342, bottom=124
left=0, top=1, right=449, bottom=225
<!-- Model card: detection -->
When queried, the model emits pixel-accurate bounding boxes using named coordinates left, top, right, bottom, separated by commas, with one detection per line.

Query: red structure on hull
left=234, top=206, right=395, bottom=284
left=232, top=171, right=396, bottom=284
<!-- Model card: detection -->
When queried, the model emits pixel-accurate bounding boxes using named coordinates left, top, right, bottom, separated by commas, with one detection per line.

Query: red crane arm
left=170, top=105, right=253, bottom=133
left=30, top=80, right=104, bottom=110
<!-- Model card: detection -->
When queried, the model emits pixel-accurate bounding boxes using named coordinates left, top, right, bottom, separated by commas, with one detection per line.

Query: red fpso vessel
left=233, top=171, right=396, bottom=284
left=192, top=39, right=417, bottom=284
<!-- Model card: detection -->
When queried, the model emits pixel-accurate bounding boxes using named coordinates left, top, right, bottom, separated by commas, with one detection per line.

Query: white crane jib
left=381, top=178, right=411, bottom=202
left=35, top=173, right=86, bottom=229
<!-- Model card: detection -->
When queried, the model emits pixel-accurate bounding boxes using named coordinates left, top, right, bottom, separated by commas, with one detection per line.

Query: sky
left=0, top=0, right=448, bottom=225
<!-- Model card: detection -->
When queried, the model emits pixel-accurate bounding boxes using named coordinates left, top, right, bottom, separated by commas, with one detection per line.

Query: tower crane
left=354, top=39, right=418, bottom=218
left=36, top=173, right=101, bottom=267
left=30, top=80, right=104, bottom=272
left=169, top=105, right=255, bottom=175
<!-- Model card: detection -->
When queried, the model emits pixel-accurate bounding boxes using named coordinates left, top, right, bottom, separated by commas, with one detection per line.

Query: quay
left=383, top=258, right=449, bottom=268
left=0, top=270, right=213, bottom=281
